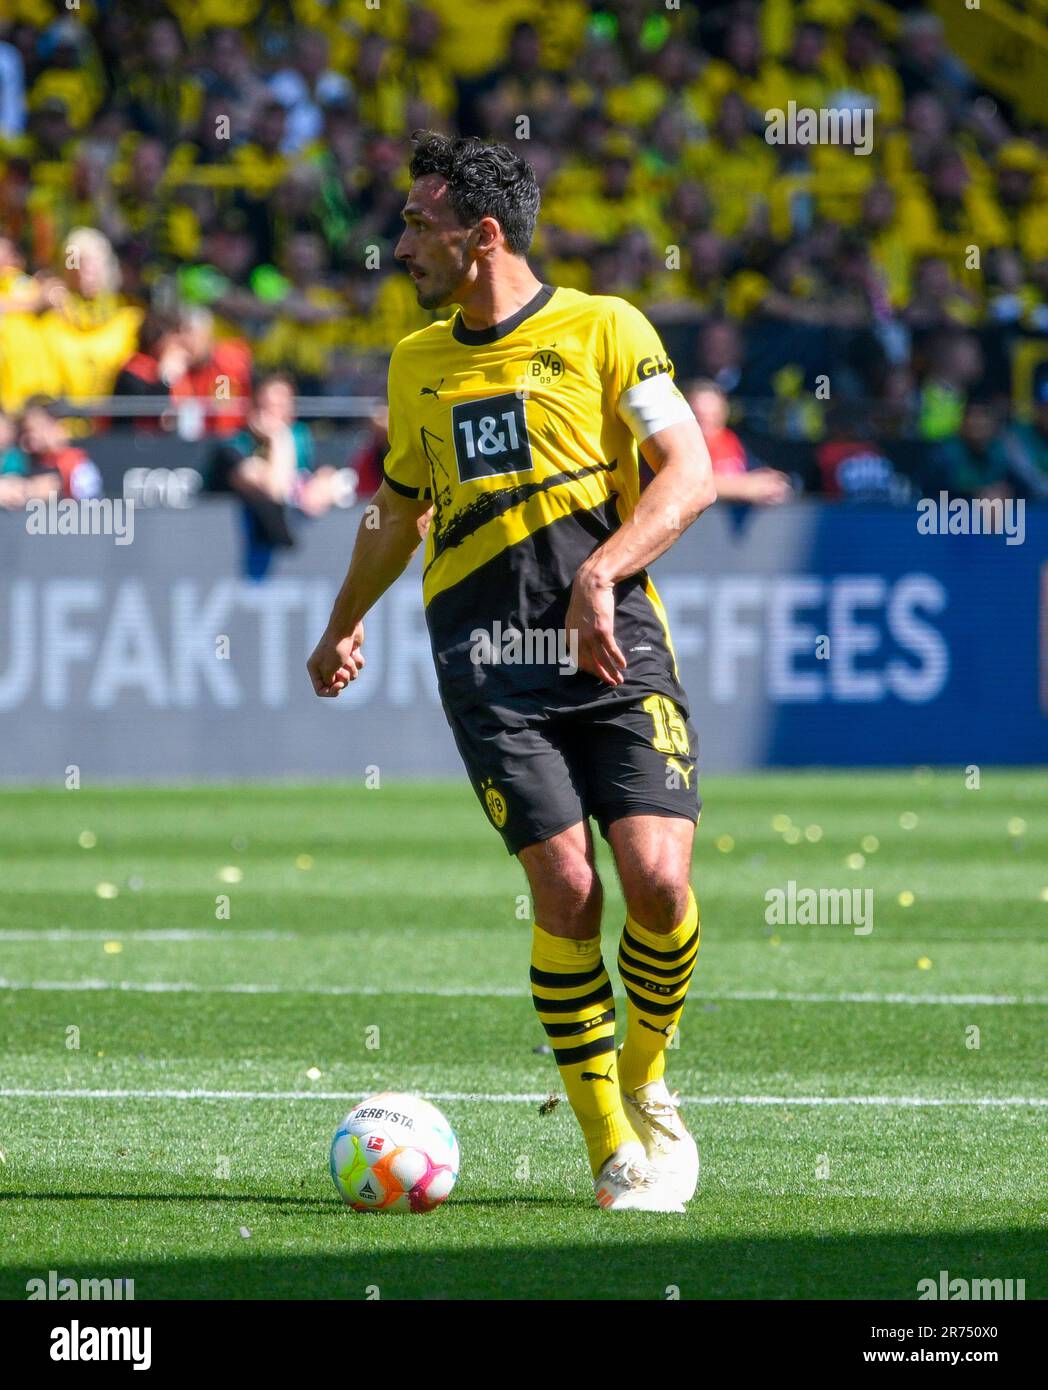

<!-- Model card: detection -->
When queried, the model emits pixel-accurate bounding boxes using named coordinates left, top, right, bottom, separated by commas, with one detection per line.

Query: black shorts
left=447, top=692, right=701, bottom=855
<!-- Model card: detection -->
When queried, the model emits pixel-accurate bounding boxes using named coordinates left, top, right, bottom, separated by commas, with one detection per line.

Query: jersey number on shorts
left=642, top=694, right=690, bottom=755
left=452, top=393, right=533, bottom=482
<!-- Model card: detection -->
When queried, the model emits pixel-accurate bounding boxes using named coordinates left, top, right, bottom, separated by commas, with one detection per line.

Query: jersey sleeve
left=600, top=297, right=694, bottom=444
left=382, top=345, right=432, bottom=500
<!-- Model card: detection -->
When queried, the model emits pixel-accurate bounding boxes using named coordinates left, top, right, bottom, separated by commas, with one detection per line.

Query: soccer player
left=308, top=133, right=716, bottom=1212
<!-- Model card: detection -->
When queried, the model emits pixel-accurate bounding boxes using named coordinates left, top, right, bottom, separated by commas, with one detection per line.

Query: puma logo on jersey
left=419, top=378, right=444, bottom=397
left=666, top=756, right=693, bottom=789
left=580, top=1065, right=614, bottom=1083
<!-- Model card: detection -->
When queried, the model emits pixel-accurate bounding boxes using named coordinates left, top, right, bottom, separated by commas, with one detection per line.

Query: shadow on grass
left=0, top=1223, right=1041, bottom=1300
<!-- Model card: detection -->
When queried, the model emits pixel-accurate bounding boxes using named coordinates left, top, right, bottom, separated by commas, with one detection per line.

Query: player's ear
left=474, top=216, right=502, bottom=253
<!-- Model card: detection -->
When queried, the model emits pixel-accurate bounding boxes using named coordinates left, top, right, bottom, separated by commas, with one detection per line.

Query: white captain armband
left=617, top=372, right=694, bottom=443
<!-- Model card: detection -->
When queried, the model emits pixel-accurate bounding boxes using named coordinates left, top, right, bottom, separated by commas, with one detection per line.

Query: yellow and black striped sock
left=530, top=923, right=634, bottom=1176
left=616, top=888, right=700, bottom=1093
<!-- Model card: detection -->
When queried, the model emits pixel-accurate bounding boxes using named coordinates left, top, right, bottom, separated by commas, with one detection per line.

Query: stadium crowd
left=0, top=0, right=1046, bottom=514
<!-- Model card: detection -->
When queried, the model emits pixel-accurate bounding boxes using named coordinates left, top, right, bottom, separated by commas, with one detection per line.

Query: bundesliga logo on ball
left=330, top=1093, right=460, bottom=1213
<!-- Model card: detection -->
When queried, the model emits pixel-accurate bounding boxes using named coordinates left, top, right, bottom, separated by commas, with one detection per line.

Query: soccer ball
left=330, top=1092, right=459, bottom=1213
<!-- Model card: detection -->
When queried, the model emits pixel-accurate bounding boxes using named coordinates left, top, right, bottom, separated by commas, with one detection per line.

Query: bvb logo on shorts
left=482, top=780, right=508, bottom=828
left=526, top=349, right=565, bottom=388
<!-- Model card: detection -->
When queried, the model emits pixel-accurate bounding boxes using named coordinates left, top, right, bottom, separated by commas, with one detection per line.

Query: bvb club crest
left=482, top=781, right=508, bottom=828
left=526, top=349, right=565, bottom=388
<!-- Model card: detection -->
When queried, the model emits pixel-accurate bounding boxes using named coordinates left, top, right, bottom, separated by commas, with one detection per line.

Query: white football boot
left=620, top=1077, right=699, bottom=1203
left=593, top=1140, right=685, bottom=1213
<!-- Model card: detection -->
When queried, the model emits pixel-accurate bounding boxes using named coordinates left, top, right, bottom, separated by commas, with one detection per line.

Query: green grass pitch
left=1, top=771, right=1044, bottom=1300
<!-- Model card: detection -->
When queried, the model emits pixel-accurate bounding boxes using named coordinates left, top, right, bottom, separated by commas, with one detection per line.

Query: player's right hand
left=307, top=623, right=365, bottom=697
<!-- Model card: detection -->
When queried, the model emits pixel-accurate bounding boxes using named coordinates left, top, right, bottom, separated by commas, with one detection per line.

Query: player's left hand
left=566, top=572, right=626, bottom=686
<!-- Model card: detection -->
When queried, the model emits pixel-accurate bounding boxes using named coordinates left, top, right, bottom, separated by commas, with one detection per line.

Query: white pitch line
left=0, top=1088, right=1045, bottom=1108
left=0, top=977, right=524, bottom=998
left=0, top=977, right=1044, bottom=1006
left=706, top=989, right=1048, bottom=1006
left=0, top=931, right=284, bottom=944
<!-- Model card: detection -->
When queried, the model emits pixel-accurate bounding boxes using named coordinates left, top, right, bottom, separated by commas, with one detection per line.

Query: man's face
left=396, top=176, right=478, bottom=310
left=256, top=381, right=295, bottom=428
left=182, top=320, right=212, bottom=365
left=962, top=406, right=995, bottom=448
left=689, top=388, right=727, bottom=435
left=148, top=21, right=180, bottom=70
left=22, top=410, right=57, bottom=455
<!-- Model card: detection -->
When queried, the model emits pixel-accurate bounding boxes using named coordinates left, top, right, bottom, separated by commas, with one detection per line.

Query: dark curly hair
left=408, top=131, right=540, bottom=255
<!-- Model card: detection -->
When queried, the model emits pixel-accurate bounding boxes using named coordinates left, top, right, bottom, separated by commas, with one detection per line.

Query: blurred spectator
left=994, top=141, right=1048, bottom=265
left=206, top=372, right=334, bottom=577
left=3, top=396, right=102, bottom=501
left=113, top=309, right=189, bottom=427
left=253, top=231, right=344, bottom=394
left=695, top=318, right=744, bottom=394
left=348, top=405, right=390, bottom=499
left=268, top=29, right=352, bottom=155
left=197, top=26, right=269, bottom=133
left=1005, top=374, right=1048, bottom=500
left=167, top=306, right=252, bottom=438
left=904, top=255, right=979, bottom=332
left=28, top=20, right=103, bottom=133
left=816, top=406, right=914, bottom=503
left=119, top=17, right=203, bottom=144
left=32, top=228, right=143, bottom=409
left=896, top=12, right=973, bottom=117
left=0, top=409, right=26, bottom=508
left=875, top=364, right=920, bottom=440
left=836, top=16, right=903, bottom=127
left=0, top=235, right=44, bottom=312
left=984, top=247, right=1034, bottom=328
left=918, top=334, right=983, bottom=441
left=935, top=400, right=1013, bottom=498
left=686, top=379, right=792, bottom=504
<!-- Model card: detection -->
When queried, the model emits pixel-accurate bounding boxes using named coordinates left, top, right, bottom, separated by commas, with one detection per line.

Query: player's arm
left=307, top=481, right=432, bottom=697
left=567, top=417, right=715, bottom=685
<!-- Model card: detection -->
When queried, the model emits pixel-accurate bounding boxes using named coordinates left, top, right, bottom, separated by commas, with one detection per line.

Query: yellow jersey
left=383, top=284, right=692, bottom=715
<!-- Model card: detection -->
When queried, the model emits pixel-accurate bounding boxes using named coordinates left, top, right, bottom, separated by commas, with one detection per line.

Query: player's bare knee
left=545, top=863, right=603, bottom=935
left=526, top=842, right=602, bottom=937
left=624, top=874, right=690, bottom=933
